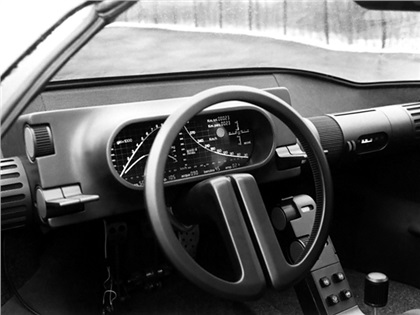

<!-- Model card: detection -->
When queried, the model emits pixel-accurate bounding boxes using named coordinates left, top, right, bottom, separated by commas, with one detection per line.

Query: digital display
left=110, top=112, right=254, bottom=187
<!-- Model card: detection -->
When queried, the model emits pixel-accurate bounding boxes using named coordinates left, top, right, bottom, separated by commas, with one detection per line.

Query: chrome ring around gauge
left=109, top=107, right=275, bottom=189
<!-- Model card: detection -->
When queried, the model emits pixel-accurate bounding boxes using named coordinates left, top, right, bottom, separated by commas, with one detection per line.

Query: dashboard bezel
left=107, top=105, right=276, bottom=190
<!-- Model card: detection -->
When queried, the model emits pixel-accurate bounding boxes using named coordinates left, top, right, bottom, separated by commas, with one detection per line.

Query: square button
left=320, top=277, right=331, bottom=288
left=326, top=294, right=340, bottom=306
left=333, top=272, right=346, bottom=282
left=340, top=289, right=352, bottom=300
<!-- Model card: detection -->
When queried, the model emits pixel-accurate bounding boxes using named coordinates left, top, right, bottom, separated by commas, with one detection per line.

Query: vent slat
left=1, top=217, right=26, bottom=231
left=403, top=103, right=420, bottom=108
left=1, top=188, right=26, bottom=198
left=1, top=164, right=17, bottom=171
left=1, top=206, right=27, bottom=216
left=1, top=159, right=14, bottom=163
left=1, top=183, right=24, bottom=191
left=1, top=194, right=26, bottom=203
left=1, top=172, right=20, bottom=180
left=404, top=104, right=420, bottom=142
left=1, top=157, right=31, bottom=231
left=0, top=177, right=23, bottom=186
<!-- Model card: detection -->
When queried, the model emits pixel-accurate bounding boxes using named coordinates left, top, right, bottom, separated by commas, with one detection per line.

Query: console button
left=320, top=277, right=331, bottom=288
left=326, top=294, right=340, bottom=306
left=340, top=289, right=352, bottom=300
left=333, top=272, right=346, bottom=282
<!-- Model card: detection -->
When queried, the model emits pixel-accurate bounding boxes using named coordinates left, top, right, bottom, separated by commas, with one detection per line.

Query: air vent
left=403, top=103, right=420, bottom=141
left=1, top=157, right=32, bottom=231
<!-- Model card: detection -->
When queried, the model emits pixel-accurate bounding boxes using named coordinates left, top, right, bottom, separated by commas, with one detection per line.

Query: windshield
left=53, top=0, right=420, bottom=83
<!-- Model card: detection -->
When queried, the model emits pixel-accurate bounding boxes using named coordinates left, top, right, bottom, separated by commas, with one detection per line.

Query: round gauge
left=110, top=112, right=254, bottom=188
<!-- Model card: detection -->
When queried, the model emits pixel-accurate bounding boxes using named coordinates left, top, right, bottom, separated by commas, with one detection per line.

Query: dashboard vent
left=1, top=157, right=32, bottom=231
left=403, top=103, right=420, bottom=141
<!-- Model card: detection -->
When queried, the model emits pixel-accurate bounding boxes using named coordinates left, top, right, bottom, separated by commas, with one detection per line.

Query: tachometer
left=111, top=121, right=178, bottom=187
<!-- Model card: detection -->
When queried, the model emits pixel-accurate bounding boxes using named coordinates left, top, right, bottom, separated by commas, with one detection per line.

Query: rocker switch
left=37, top=184, right=99, bottom=222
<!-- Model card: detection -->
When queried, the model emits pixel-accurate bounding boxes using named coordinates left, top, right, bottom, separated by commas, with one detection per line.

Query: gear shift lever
left=364, top=272, right=389, bottom=315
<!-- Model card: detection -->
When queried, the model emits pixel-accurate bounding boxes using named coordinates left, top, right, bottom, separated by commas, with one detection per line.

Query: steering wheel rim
left=145, top=85, right=333, bottom=300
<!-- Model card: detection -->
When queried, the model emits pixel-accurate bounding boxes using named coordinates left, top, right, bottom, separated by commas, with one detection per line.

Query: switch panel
left=311, top=263, right=356, bottom=312
left=333, top=272, right=346, bottom=283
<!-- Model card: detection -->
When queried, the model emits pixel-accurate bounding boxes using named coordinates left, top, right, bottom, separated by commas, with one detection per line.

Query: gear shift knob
left=364, top=272, right=389, bottom=314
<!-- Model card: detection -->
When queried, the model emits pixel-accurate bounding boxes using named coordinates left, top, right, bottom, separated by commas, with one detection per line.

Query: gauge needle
left=121, top=154, right=148, bottom=176
left=168, top=155, right=178, bottom=162
left=120, top=127, right=161, bottom=176
left=122, top=154, right=178, bottom=177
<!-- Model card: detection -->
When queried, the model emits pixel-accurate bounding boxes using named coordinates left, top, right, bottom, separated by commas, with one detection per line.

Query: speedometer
left=110, top=111, right=255, bottom=188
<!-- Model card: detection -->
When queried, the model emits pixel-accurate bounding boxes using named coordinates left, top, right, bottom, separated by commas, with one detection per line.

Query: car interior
left=1, top=1, right=420, bottom=315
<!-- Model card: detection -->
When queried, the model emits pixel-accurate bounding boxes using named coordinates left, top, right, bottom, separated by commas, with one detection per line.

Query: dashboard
left=6, top=93, right=297, bottom=227
left=2, top=70, right=419, bottom=296
left=2, top=72, right=419, bottom=229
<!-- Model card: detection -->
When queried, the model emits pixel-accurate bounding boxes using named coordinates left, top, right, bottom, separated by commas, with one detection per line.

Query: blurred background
left=116, top=0, right=420, bottom=53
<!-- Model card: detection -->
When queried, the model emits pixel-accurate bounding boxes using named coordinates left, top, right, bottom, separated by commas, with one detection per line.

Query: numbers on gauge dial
left=115, top=123, right=178, bottom=178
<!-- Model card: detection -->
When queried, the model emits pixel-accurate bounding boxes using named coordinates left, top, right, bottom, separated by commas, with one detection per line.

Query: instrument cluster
left=109, top=108, right=274, bottom=188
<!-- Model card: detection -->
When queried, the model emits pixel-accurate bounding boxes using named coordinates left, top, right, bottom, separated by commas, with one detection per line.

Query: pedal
left=177, top=225, right=200, bottom=258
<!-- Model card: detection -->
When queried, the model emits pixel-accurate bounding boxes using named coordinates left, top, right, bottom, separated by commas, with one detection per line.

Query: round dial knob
left=24, top=125, right=54, bottom=161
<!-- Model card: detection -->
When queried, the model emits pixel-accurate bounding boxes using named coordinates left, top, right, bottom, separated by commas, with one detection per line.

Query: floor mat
left=3, top=264, right=420, bottom=314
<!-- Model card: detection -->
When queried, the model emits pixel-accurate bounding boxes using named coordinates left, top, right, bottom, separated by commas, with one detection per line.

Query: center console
left=272, top=195, right=364, bottom=315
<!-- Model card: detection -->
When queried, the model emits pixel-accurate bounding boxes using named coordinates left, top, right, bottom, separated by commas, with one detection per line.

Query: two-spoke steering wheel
left=145, top=86, right=333, bottom=300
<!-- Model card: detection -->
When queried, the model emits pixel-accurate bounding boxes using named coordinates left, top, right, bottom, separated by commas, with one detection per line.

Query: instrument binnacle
left=109, top=108, right=274, bottom=189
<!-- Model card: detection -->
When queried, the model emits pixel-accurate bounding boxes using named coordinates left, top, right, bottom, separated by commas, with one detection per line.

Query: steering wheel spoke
left=177, top=176, right=267, bottom=298
left=229, top=173, right=309, bottom=290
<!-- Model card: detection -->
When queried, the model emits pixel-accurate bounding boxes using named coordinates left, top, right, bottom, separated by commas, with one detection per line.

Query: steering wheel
left=145, top=86, right=333, bottom=300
